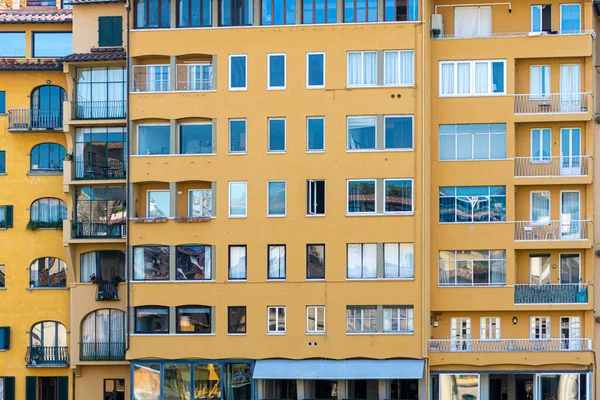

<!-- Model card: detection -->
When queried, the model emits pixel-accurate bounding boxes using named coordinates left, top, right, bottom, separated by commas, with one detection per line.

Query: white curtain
left=441, top=63, right=454, bottom=95
left=530, top=66, right=541, bottom=97
left=347, top=244, right=362, bottom=278
left=561, top=191, right=580, bottom=221
left=478, top=6, right=492, bottom=36
left=457, top=62, right=470, bottom=94
left=363, top=244, right=377, bottom=278
left=347, top=53, right=361, bottom=85
left=400, top=243, right=414, bottom=278
left=81, top=252, right=97, bottom=282
left=384, top=243, right=399, bottom=278
left=454, top=7, right=478, bottom=38
left=75, top=128, right=86, bottom=178
left=229, top=247, right=246, bottom=279
left=400, top=51, right=414, bottom=85
left=531, top=192, right=550, bottom=222
left=384, top=51, right=399, bottom=85
left=81, top=313, right=95, bottom=357
left=133, top=247, right=145, bottom=280
left=475, top=62, right=488, bottom=94
left=363, top=52, right=377, bottom=85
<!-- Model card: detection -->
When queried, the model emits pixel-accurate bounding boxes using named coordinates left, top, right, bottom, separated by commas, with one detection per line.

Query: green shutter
left=4, top=205, right=12, bottom=229
left=111, top=16, right=123, bottom=46
left=0, top=327, right=10, bottom=349
left=57, top=376, right=68, bottom=400
left=3, top=376, right=15, bottom=400
left=98, top=17, right=111, bottom=47
left=99, top=16, right=122, bottom=47
left=25, top=377, right=36, bottom=400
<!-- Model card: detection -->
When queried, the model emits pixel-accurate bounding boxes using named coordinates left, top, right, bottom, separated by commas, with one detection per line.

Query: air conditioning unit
left=431, top=14, right=444, bottom=37
left=120, top=224, right=127, bottom=238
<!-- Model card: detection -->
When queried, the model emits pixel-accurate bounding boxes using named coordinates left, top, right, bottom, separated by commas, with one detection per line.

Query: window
left=439, top=60, right=506, bottom=96
left=480, top=317, right=500, bottom=340
left=28, top=321, right=68, bottom=367
left=229, top=182, right=247, bottom=217
left=530, top=65, right=550, bottom=99
left=0, top=91, right=5, bottom=113
left=229, top=55, right=247, bottom=90
left=438, top=250, right=506, bottom=286
left=0, top=151, right=5, bottom=174
left=177, top=306, right=211, bottom=333
left=188, top=189, right=213, bottom=218
left=228, top=306, right=247, bottom=334
left=81, top=309, right=125, bottom=360
left=74, top=186, right=126, bottom=238
left=384, top=116, right=414, bottom=149
left=560, top=4, right=580, bottom=34
left=267, top=54, right=286, bottom=89
left=30, top=258, right=67, bottom=288
left=80, top=250, right=126, bottom=282
left=0, top=327, right=10, bottom=349
left=268, top=245, right=286, bottom=279
left=306, top=244, right=325, bottom=280
left=139, top=65, right=170, bottom=92
left=98, top=17, right=123, bottom=47
left=147, top=190, right=170, bottom=218
left=0, top=206, right=13, bottom=229
left=347, top=51, right=377, bottom=86
left=384, top=51, right=414, bottom=85
left=530, top=254, right=550, bottom=285
left=176, top=245, right=212, bottom=280
left=307, top=180, right=325, bottom=215
left=104, top=379, right=125, bottom=400
left=385, top=179, right=413, bottom=213
left=220, top=0, right=253, bottom=26
left=229, top=245, right=247, bottom=280
left=439, top=123, right=506, bottom=161
left=268, top=118, right=286, bottom=152
left=384, top=243, right=414, bottom=278
left=133, top=246, right=170, bottom=280
left=347, top=116, right=376, bottom=150
left=531, top=128, right=551, bottom=162
left=30, top=198, right=67, bottom=228
left=307, top=117, right=325, bottom=151
left=531, top=4, right=551, bottom=32
left=530, top=316, right=550, bottom=339
left=75, top=127, right=126, bottom=179
left=0, top=32, right=25, bottom=57
left=307, top=53, right=325, bottom=88
left=267, top=181, right=286, bottom=216
left=453, top=6, right=491, bottom=38
left=346, top=306, right=377, bottom=332
left=344, top=0, right=376, bottom=22
left=385, top=0, right=417, bottom=21
left=303, top=0, right=336, bottom=23
left=30, top=143, right=66, bottom=172
left=347, top=243, right=377, bottom=279
left=135, top=307, right=169, bottom=333
left=438, top=375, right=479, bottom=400
left=307, top=306, right=325, bottom=333
left=267, top=306, right=286, bottom=333
left=134, top=0, right=170, bottom=28
left=383, top=306, right=414, bottom=333
left=439, top=186, right=506, bottom=222
left=181, top=123, right=213, bottom=154
left=229, top=119, right=247, bottom=153
left=531, top=191, right=550, bottom=223
left=138, top=125, right=170, bottom=155
left=347, top=179, right=375, bottom=213
left=347, top=114, right=416, bottom=151
left=178, top=0, right=212, bottom=26
left=262, top=0, right=295, bottom=25
left=75, top=67, right=126, bottom=119
left=0, top=265, right=4, bottom=287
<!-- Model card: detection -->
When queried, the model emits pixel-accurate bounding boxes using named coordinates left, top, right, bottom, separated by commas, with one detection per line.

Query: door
left=450, top=317, right=471, bottom=351
left=560, top=191, right=581, bottom=239
left=454, top=6, right=492, bottom=38
left=560, top=128, right=581, bottom=175
left=560, top=316, right=581, bottom=350
left=31, top=85, right=65, bottom=128
left=560, top=254, right=580, bottom=284
left=560, top=64, right=581, bottom=112
left=530, top=317, right=551, bottom=351
left=530, top=191, right=550, bottom=224
left=530, top=255, right=550, bottom=285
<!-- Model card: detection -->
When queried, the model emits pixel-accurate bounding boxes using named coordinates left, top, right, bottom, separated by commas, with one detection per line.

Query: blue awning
left=253, top=359, right=425, bottom=380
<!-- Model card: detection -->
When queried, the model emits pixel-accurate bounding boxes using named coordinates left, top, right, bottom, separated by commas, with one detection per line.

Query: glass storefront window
left=164, top=364, right=192, bottom=400
left=195, top=364, right=222, bottom=399
left=439, top=374, right=479, bottom=400
left=226, top=364, right=252, bottom=400
left=134, top=364, right=161, bottom=400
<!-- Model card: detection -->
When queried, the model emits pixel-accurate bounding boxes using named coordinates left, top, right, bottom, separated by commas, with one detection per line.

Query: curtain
left=457, top=62, right=470, bottom=94
left=454, top=7, right=478, bottom=38
left=363, top=52, right=377, bottom=85
left=383, top=243, right=399, bottom=278
left=347, top=244, right=362, bottom=278
left=530, top=66, right=541, bottom=97
left=400, top=51, right=414, bottom=85
left=229, top=247, right=246, bottom=279
left=363, top=244, right=377, bottom=278
left=560, top=65, right=572, bottom=107
left=478, top=6, right=492, bottom=36
left=133, top=247, right=146, bottom=280
left=384, top=51, right=398, bottom=85
left=348, top=53, right=361, bottom=85
left=561, top=191, right=580, bottom=222
left=81, top=313, right=95, bottom=357
left=75, top=129, right=86, bottom=178
left=531, top=192, right=550, bottom=222
left=474, top=62, right=488, bottom=94
left=81, top=252, right=97, bottom=282
left=441, top=63, right=454, bottom=95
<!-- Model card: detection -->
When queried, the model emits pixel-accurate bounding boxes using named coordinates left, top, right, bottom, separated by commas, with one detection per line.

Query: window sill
left=267, top=151, right=286, bottom=154
left=0, top=173, right=6, bottom=176
left=437, top=284, right=507, bottom=288
left=228, top=87, right=248, bottom=92
left=266, top=332, right=286, bottom=336
left=228, top=152, right=247, bottom=156
left=346, top=212, right=414, bottom=217
left=267, top=278, right=286, bottom=282
left=306, top=85, right=325, bottom=90
left=267, top=87, right=286, bottom=91
left=306, top=332, right=326, bottom=335
left=175, top=333, right=216, bottom=336
left=26, top=287, right=69, bottom=291
left=439, top=93, right=507, bottom=98
left=27, top=171, right=63, bottom=176
left=346, top=278, right=415, bottom=281
left=346, top=148, right=414, bottom=153
left=305, top=214, right=325, bottom=217
left=267, top=214, right=286, bottom=218
left=0, top=287, right=6, bottom=290
left=227, top=279, right=247, bottom=282
left=227, top=333, right=247, bottom=336
left=346, top=84, right=415, bottom=89
left=438, top=221, right=506, bottom=225
left=306, top=278, right=326, bottom=281
left=228, top=215, right=247, bottom=219
left=132, top=280, right=216, bottom=283
left=346, top=331, right=414, bottom=335
left=306, top=150, right=325, bottom=154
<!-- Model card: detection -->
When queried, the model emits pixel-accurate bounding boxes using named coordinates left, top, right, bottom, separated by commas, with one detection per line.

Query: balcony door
left=559, top=64, right=581, bottom=112
left=560, top=191, right=580, bottom=239
left=530, top=255, right=550, bottom=285
left=560, top=128, right=581, bottom=175
left=559, top=254, right=580, bottom=284
left=560, top=317, right=580, bottom=350
left=450, top=317, right=471, bottom=351
left=454, top=6, right=491, bottom=38
left=530, top=128, right=551, bottom=163
left=530, top=191, right=550, bottom=224
left=31, top=85, right=65, bottom=128
left=530, top=316, right=550, bottom=340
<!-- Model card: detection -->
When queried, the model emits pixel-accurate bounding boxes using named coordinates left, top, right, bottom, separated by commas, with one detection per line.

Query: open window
left=307, top=180, right=325, bottom=215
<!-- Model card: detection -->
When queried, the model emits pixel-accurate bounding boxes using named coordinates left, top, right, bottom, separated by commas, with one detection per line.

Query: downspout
left=125, top=0, right=131, bottom=353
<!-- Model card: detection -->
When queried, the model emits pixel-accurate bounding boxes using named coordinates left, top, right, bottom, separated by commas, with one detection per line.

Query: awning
left=253, top=359, right=425, bottom=380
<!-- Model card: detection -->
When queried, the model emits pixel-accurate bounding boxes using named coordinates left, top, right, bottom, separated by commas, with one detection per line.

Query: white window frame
left=267, top=306, right=286, bottom=334
left=187, top=189, right=213, bottom=218
left=383, top=50, right=415, bottom=86
left=267, top=244, right=286, bottom=280
left=530, top=65, right=551, bottom=100
left=136, top=123, right=171, bottom=156
left=267, top=53, right=286, bottom=90
left=306, top=116, right=325, bottom=153
left=228, top=118, right=247, bottom=154
left=146, top=190, right=170, bottom=218
left=307, top=179, right=326, bottom=216
left=383, top=178, right=414, bottom=215
left=267, top=117, right=287, bottom=153
left=347, top=51, right=378, bottom=87
left=382, top=306, right=414, bottom=334
left=438, top=123, right=507, bottom=161
left=530, top=128, right=552, bottom=163
left=530, top=316, right=551, bottom=339
left=480, top=317, right=501, bottom=340
left=346, top=306, right=378, bottom=333
left=346, top=243, right=377, bottom=279
left=306, top=305, right=326, bottom=334
left=383, top=115, right=415, bottom=150
left=143, top=64, right=171, bottom=92
left=228, top=54, right=248, bottom=91
left=267, top=180, right=286, bottom=217
left=178, top=121, right=215, bottom=155
left=439, top=59, right=507, bottom=97
left=383, top=243, right=414, bottom=279
left=530, top=190, right=551, bottom=223
left=347, top=115, right=377, bottom=151
left=228, top=181, right=247, bottom=218
left=306, top=52, right=326, bottom=89
left=560, top=3, right=581, bottom=34
left=346, top=179, right=377, bottom=214
left=530, top=5, right=543, bottom=33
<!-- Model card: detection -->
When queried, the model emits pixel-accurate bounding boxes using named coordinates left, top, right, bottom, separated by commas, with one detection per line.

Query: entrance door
left=560, top=128, right=582, bottom=175
left=560, top=317, right=581, bottom=350
left=450, top=317, right=471, bottom=351
left=560, top=191, right=581, bottom=239
left=454, top=6, right=492, bottom=38
left=560, top=64, right=581, bottom=112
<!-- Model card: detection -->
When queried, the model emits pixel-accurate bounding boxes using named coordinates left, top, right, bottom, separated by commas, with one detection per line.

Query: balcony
left=74, top=160, right=126, bottom=180
left=514, top=93, right=590, bottom=115
left=428, top=338, right=592, bottom=353
left=132, top=64, right=215, bottom=92
left=72, top=100, right=126, bottom=120
left=95, top=281, right=120, bottom=301
left=514, top=220, right=591, bottom=242
left=26, top=346, right=69, bottom=367
left=73, top=221, right=126, bottom=239
left=514, top=156, right=591, bottom=178
left=8, top=109, right=62, bottom=131
left=80, top=342, right=125, bottom=362
left=514, top=284, right=588, bottom=304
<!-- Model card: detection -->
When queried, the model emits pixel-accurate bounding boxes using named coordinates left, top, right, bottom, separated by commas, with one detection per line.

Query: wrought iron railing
left=514, top=284, right=588, bottom=304
left=514, top=93, right=590, bottom=114
left=514, top=220, right=590, bottom=241
left=428, top=338, right=592, bottom=352
left=26, top=346, right=69, bottom=366
left=73, top=221, right=126, bottom=239
left=95, top=281, right=120, bottom=301
left=8, top=109, right=62, bottom=130
left=75, top=160, right=126, bottom=180
left=514, top=156, right=590, bottom=177
left=80, top=342, right=125, bottom=361
left=73, top=100, right=126, bottom=120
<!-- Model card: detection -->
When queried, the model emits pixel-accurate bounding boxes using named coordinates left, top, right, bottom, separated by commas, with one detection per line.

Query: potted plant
left=29, top=280, right=35, bottom=288
left=89, top=273, right=100, bottom=284
left=26, top=220, right=38, bottom=231
left=64, top=153, right=73, bottom=161
left=431, top=28, right=441, bottom=38
left=111, top=275, right=124, bottom=286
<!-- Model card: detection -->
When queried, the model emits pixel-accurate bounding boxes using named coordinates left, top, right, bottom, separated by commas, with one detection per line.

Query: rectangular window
left=138, top=125, right=170, bottom=155
left=0, top=32, right=25, bottom=57
left=268, top=118, right=286, bottom=152
left=383, top=306, right=414, bottom=333
left=98, top=16, right=123, bottom=47
left=0, top=91, right=5, bottom=113
left=347, top=51, right=377, bottom=86
left=104, top=379, right=125, bottom=400
left=229, top=181, right=247, bottom=217
left=385, top=0, right=418, bottom=21
left=0, top=206, right=12, bottom=229
left=135, top=307, right=169, bottom=333
left=303, top=0, right=336, bottom=23
left=307, top=180, right=325, bottom=215
left=531, top=128, right=551, bottom=162
left=530, top=65, right=551, bottom=99
left=307, top=244, right=325, bottom=279
left=268, top=245, right=286, bottom=279
left=267, top=180, right=286, bottom=216
left=32, top=32, right=70, bottom=58
left=530, top=254, right=551, bottom=285
left=531, top=191, right=550, bottom=223
left=385, top=179, right=413, bottom=213
left=439, top=123, right=507, bottom=161
left=347, top=116, right=376, bottom=150
left=268, top=306, right=286, bottom=333
left=178, top=0, right=212, bottom=27
left=347, top=179, right=376, bottom=213
left=135, top=0, right=170, bottom=28
left=531, top=4, right=551, bottom=32
left=307, top=306, right=325, bottom=333
left=438, top=250, right=506, bottom=286
left=480, top=317, right=500, bottom=339
left=228, top=306, right=247, bottom=334
left=262, top=0, right=295, bottom=24
left=229, top=119, right=247, bottom=153
left=229, top=55, right=247, bottom=90
left=0, top=151, right=5, bottom=173
left=229, top=245, right=247, bottom=280
left=346, top=306, right=377, bottom=332
left=75, top=127, right=126, bottom=179
left=439, top=60, right=506, bottom=96
left=188, top=189, right=213, bottom=218
left=384, top=51, right=414, bottom=85
left=347, top=243, right=377, bottom=279
left=180, top=123, right=213, bottom=154
left=344, top=0, right=377, bottom=22
left=136, top=65, right=170, bottom=92
left=530, top=316, right=550, bottom=339
left=560, top=4, right=580, bottom=34
left=384, top=243, right=414, bottom=278
left=147, top=190, right=170, bottom=218
left=0, top=326, right=8, bottom=349
left=267, top=54, right=286, bottom=89
left=220, top=0, right=253, bottom=25
left=0, top=265, right=4, bottom=287
left=307, top=53, right=325, bottom=88
left=177, top=306, right=211, bottom=333
left=133, top=246, right=170, bottom=280
left=307, top=117, right=325, bottom=151
left=385, top=116, right=414, bottom=149
left=75, top=67, right=126, bottom=119
left=439, top=186, right=506, bottom=223
left=176, top=245, right=212, bottom=280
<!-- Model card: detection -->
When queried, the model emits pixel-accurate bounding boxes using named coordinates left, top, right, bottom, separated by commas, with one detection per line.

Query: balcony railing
left=26, top=346, right=69, bottom=366
left=73, top=101, right=126, bottom=120
left=73, top=221, right=126, bottom=239
left=514, top=93, right=590, bottom=115
left=132, top=64, right=215, bottom=92
left=75, top=160, right=126, bottom=180
left=514, top=220, right=591, bottom=241
left=8, top=109, right=62, bottom=130
left=428, top=338, right=592, bottom=352
left=176, top=64, right=214, bottom=91
left=80, top=342, right=125, bottom=361
left=514, top=156, right=591, bottom=177
left=95, top=281, right=120, bottom=301
left=515, top=284, right=588, bottom=304
left=432, top=30, right=595, bottom=40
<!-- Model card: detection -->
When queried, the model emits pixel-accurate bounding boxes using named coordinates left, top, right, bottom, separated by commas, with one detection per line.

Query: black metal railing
left=26, top=346, right=69, bottom=366
left=75, top=160, right=126, bottom=180
left=8, top=109, right=63, bottom=130
left=73, top=221, right=125, bottom=239
left=80, top=342, right=125, bottom=361
left=73, top=100, right=126, bottom=120
left=96, top=281, right=120, bottom=300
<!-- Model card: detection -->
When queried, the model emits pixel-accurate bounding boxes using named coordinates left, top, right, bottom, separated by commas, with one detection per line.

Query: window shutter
left=57, top=376, right=68, bottom=400
left=3, top=376, right=15, bottom=400
left=98, top=16, right=110, bottom=47
left=111, top=16, right=123, bottom=46
left=25, top=377, right=36, bottom=400
left=5, top=205, right=12, bottom=228
left=0, top=326, right=10, bottom=349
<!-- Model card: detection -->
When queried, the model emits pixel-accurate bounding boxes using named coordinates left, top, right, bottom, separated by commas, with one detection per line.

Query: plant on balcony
left=431, top=29, right=441, bottom=38
left=64, top=153, right=73, bottom=161
left=111, top=275, right=124, bottom=286
left=27, top=220, right=63, bottom=231
left=131, top=217, right=168, bottom=223
left=174, top=216, right=211, bottom=223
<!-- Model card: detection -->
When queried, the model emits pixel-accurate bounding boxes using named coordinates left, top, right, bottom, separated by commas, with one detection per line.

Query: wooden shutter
left=111, top=17, right=123, bottom=46
left=25, top=377, right=36, bottom=400
left=98, top=16, right=123, bottom=47
left=3, top=377, right=15, bottom=400
left=0, top=327, right=10, bottom=349
left=98, top=17, right=111, bottom=47
left=4, top=205, right=12, bottom=228
left=57, top=376, right=68, bottom=400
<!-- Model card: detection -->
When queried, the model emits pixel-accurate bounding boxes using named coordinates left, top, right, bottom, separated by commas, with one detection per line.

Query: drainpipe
left=125, top=0, right=131, bottom=353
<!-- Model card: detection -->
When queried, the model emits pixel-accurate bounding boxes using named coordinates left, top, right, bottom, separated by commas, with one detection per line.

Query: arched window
left=30, top=198, right=67, bottom=229
left=27, top=321, right=68, bottom=366
left=30, top=85, right=66, bottom=129
left=30, top=143, right=66, bottom=172
left=81, top=309, right=125, bottom=361
left=30, top=257, right=67, bottom=288
left=80, top=250, right=125, bottom=282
